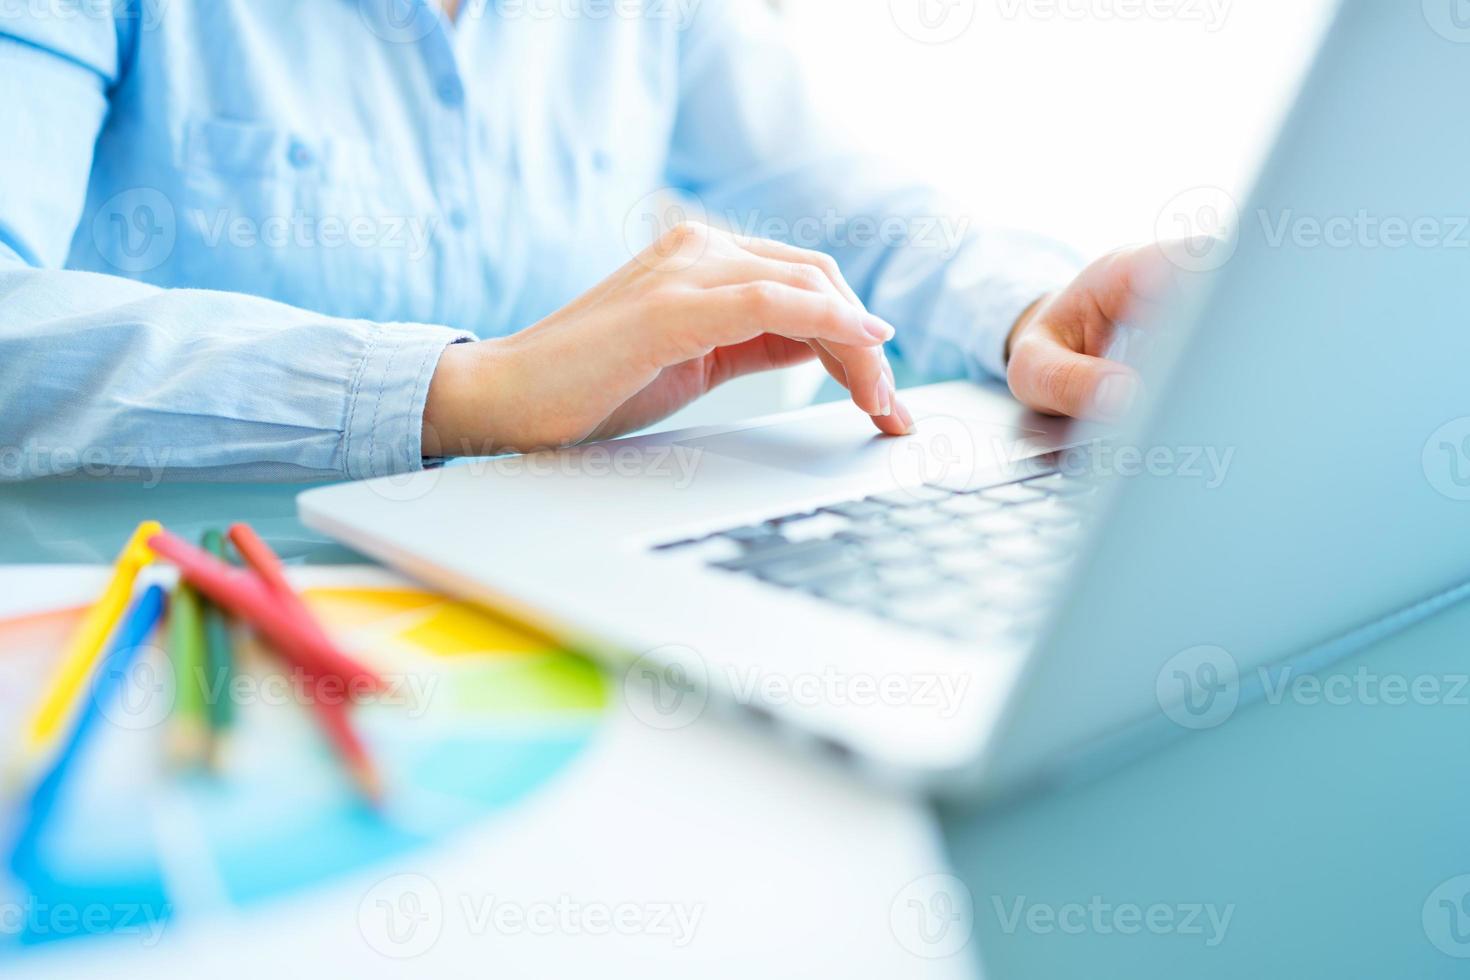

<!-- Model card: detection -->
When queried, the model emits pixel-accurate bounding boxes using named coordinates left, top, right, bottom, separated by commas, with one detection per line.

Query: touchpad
left=677, top=409, right=1075, bottom=482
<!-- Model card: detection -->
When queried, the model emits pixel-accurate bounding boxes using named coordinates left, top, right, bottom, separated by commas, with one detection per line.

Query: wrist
left=423, top=339, right=512, bottom=458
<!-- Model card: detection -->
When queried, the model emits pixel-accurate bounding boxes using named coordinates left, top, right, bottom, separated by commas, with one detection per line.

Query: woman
left=0, top=0, right=1165, bottom=482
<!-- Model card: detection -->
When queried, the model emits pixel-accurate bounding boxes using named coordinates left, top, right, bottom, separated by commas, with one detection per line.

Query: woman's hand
left=423, top=222, right=913, bottom=457
left=1005, top=241, right=1189, bottom=422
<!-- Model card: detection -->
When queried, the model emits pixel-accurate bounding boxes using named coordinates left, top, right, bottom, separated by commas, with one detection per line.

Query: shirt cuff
left=965, top=268, right=1074, bottom=381
left=880, top=229, right=1083, bottom=385
left=341, top=322, right=475, bottom=480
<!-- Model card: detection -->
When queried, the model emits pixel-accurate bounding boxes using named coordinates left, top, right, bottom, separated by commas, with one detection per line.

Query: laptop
left=301, top=0, right=1470, bottom=798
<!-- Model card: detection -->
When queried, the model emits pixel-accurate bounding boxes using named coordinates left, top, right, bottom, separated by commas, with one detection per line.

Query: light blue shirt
left=0, top=0, right=1080, bottom=482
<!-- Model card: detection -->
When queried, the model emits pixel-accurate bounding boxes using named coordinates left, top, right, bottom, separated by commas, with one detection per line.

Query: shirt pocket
left=176, top=117, right=434, bottom=321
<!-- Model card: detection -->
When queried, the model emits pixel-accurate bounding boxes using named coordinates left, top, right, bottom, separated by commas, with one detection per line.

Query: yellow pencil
left=18, top=520, right=162, bottom=771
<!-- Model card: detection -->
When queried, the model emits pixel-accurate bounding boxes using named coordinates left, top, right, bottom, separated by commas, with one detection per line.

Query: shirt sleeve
left=666, top=0, right=1083, bottom=382
left=0, top=24, right=471, bottom=483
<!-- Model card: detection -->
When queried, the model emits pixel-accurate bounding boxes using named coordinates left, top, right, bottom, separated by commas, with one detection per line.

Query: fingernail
left=863, top=314, right=896, bottom=343
left=893, top=399, right=916, bottom=435
left=1091, top=374, right=1140, bottom=421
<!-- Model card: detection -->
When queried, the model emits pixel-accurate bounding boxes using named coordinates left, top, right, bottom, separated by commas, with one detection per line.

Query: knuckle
left=739, top=281, right=781, bottom=316
left=661, top=220, right=709, bottom=253
left=789, top=263, right=826, bottom=290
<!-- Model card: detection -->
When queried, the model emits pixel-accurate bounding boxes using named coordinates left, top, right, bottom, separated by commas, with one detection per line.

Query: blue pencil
left=9, top=584, right=168, bottom=875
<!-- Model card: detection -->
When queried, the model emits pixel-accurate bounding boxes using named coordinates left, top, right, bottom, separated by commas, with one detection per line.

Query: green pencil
left=166, top=578, right=210, bottom=768
left=200, top=530, right=237, bottom=763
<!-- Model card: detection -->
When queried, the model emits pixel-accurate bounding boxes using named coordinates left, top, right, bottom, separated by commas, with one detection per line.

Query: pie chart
left=0, top=580, right=608, bottom=952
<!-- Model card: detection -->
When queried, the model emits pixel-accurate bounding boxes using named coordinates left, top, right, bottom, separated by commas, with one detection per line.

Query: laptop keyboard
left=651, top=468, right=1099, bottom=645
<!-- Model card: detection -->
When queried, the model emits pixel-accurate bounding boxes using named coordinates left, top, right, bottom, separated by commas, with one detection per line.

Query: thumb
left=1008, top=333, right=1140, bottom=421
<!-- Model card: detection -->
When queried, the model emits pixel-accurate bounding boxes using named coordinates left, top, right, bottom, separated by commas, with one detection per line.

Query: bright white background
left=785, top=0, right=1336, bottom=255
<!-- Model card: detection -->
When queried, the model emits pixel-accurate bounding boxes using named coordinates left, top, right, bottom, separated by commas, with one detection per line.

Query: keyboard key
left=821, top=500, right=889, bottom=521
left=979, top=482, right=1047, bottom=505
left=937, top=494, right=1003, bottom=517
left=1024, top=500, right=1085, bottom=529
left=836, top=520, right=894, bottom=543
left=868, top=486, right=955, bottom=508
left=966, top=511, right=1036, bottom=537
left=814, top=575, right=885, bottom=607
left=1024, top=473, right=1097, bottom=497
left=915, top=524, right=982, bottom=551
left=758, top=556, right=867, bottom=590
left=779, top=512, right=852, bottom=543
left=876, top=564, right=944, bottom=594
left=860, top=537, right=930, bottom=566
left=987, top=536, right=1065, bottom=568
left=935, top=549, right=1006, bottom=576
left=720, top=524, right=786, bottom=548
left=659, top=536, right=744, bottom=563
left=887, top=507, right=951, bottom=530
left=715, top=538, right=850, bottom=573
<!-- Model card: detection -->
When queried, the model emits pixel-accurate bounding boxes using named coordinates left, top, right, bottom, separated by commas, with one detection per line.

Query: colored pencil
left=18, top=520, right=161, bottom=773
left=226, top=524, right=383, bottom=805
left=200, top=530, right=237, bottom=740
left=227, top=522, right=339, bottom=658
left=316, top=699, right=383, bottom=806
left=166, top=578, right=210, bottom=768
left=12, top=585, right=168, bottom=874
left=146, top=530, right=384, bottom=694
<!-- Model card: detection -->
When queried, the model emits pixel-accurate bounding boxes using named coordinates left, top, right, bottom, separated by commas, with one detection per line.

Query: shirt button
left=448, top=208, right=468, bottom=231
left=436, top=77, right=465, bottom=107
left=287, top=139, right=314, bottom=169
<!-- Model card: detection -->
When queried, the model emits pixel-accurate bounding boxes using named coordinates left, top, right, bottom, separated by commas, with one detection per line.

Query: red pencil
left=316, top=698, right=383, bottom=805
left=227, top=523, right=352, bottom=662
left=148, top=531, right=384, bottom=695
left=228, top=523, right=304, bottom=603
